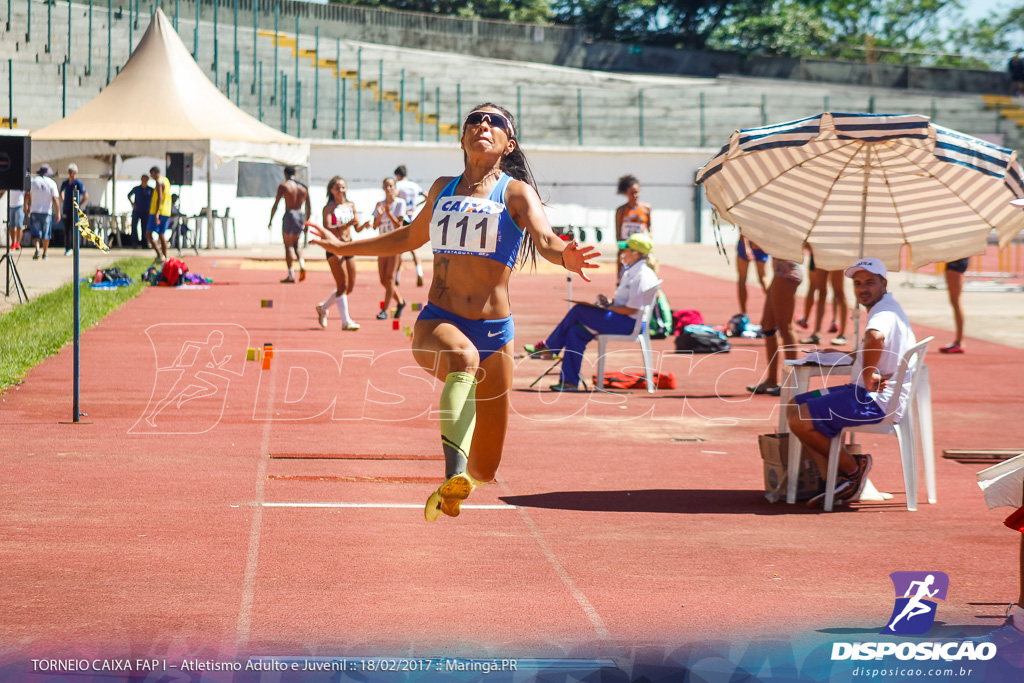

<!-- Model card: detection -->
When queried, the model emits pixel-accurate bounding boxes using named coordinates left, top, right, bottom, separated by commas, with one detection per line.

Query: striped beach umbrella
left=696, top=113, right=1024, bottom=272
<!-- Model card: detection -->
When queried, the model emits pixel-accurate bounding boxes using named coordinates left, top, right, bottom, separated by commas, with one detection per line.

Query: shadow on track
left=499, top=488, right=867, bottom=515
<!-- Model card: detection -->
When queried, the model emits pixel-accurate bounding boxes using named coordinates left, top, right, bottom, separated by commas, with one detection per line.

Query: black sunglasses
left=463, top=110, right=515, bottom=137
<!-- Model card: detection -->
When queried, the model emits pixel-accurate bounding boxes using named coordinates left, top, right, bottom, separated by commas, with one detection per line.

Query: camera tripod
left=1, top=193, right=27, bottom=303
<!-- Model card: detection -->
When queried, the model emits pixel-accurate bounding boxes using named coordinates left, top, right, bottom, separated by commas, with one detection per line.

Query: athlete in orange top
left=615, top=174, right=651, bottom=279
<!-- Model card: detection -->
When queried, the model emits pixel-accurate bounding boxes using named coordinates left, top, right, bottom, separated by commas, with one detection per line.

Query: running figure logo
left=882, top=571, right=949, bottom=635
left=131, top=324, right=249, bottom=434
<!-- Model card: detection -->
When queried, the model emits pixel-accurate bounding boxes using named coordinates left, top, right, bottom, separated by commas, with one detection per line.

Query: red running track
left=0, top=255, right=1021, bottom=665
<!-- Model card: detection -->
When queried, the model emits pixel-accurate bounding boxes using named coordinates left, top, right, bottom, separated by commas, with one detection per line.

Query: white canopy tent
left=31, top=8, right=308, bottom=229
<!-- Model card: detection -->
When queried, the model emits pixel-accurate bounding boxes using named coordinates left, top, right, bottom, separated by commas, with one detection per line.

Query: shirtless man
left=267, top=165, right=311, bottom=283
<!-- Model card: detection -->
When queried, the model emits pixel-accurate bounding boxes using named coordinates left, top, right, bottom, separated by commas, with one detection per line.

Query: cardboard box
left=759, top=433, right=825, bottom=503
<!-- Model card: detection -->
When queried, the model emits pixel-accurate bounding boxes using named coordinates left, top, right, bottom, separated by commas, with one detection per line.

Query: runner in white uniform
left=315, top=176, right=362, bottom=330
left=364, top=177, right=407, bottom=320
left=394, top=165, right=426, bottom=287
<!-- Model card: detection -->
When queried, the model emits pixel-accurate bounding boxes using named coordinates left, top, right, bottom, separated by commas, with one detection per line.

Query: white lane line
left=493, top=477, right=612, bottom=642
left=234, top=361, right=276, bottom=655
left=261, top=502, right=516, bottom=509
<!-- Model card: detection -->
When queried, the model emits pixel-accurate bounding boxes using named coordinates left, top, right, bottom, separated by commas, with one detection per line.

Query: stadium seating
left=1, top=0, right=1021, bottom=151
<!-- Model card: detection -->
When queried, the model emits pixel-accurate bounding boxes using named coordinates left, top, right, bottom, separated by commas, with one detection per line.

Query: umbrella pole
left=73, top=203, right=80, bottom=422
left=206, top=153, right=213, bottom=250
left=853, top=146, right=872, bottom=352
left=110, top=154, right=116, bottom=226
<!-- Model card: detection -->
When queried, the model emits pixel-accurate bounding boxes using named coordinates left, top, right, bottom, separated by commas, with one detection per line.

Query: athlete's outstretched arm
left=309, top=177, right=449, bottom=257
left=505, top=179, right=601, bottom=282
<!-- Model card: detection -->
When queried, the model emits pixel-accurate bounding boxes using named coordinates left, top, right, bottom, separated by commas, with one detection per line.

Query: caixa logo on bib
left=883, top=571, right=949, bottom=635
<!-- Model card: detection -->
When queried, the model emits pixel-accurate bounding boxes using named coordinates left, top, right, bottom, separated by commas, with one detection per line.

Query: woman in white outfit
left=365, top=177, right=407, bottom=320
left=315, top=176, right=362, bottom=330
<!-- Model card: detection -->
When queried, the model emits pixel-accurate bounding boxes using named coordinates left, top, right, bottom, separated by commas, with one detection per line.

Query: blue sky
left=961, top=0, right=996, bottom=20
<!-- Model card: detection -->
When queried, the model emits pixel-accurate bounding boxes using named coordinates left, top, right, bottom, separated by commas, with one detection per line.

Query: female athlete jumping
left=309, top=103, right=599, bottom=521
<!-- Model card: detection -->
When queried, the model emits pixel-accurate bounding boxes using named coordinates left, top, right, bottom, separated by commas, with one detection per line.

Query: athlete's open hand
left=561, top=241, right=601, bottom=282
left=307, top=221, right=344, bottom=254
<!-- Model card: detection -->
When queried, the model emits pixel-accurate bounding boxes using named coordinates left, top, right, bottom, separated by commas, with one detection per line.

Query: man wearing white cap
left=786, top=257, right=917, bottom=508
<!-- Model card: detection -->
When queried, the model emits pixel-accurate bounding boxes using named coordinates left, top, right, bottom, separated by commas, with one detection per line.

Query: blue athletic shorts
left=28, top=213, right=52, bottom=240
left=8, top=205, right=24, bottom=228
left=737, top=240, right=768, bottom=263
left=147, top=215, right=170, bottom=234
left=794, top=383, right=886, bottom=439
left=417, top=302, right=514, bottom=363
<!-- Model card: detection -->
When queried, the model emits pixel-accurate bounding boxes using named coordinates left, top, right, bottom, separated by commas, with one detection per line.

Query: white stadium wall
left=89, top=142, right=725, bottom=248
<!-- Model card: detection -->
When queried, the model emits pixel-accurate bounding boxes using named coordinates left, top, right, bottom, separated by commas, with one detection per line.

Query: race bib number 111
left=430, top=195, right=503, bottom=255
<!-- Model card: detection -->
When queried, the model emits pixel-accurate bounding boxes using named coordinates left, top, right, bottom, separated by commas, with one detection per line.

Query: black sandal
left=747, top=382, right=780, bottom=395
left=838, top=454, right=873, bottom=502
left=807, top=476, right=855, bottom=509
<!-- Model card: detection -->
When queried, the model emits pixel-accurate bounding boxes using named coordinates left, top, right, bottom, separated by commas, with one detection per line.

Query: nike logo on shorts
left=487, top=330, right=501, bottom=337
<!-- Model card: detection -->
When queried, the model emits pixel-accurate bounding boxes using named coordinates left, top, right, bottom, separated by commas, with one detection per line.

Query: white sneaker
left=315, top=304, right=328, bottom=328
left=342, top=321, right=360, bottom=331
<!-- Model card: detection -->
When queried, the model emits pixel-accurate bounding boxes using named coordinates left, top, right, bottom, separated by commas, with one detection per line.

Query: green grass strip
left=0, top=256, right=153, bottom=391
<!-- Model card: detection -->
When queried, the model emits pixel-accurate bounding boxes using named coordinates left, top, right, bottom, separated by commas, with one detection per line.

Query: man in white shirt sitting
left=525, top=233, right=660, bottom=392
left=786, top=257, right=917, bottom=508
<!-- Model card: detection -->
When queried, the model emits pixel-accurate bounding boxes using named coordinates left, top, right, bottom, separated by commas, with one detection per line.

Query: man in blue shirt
left=127, top=174, right=153, bottom=248
left=59, top=163, right=88, bottom=255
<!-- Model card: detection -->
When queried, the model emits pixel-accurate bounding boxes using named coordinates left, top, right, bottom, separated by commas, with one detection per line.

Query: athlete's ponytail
left=466, top=102, right=538, bottom=270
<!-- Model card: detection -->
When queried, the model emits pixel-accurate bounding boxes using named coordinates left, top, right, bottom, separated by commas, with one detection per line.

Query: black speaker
left=0, top=135, right=31, bottom=191
left=165, top=152, right=193, bottom=186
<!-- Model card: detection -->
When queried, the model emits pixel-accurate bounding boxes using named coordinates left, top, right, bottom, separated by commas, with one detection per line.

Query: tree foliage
left=707, top=1, right=832, bottom=56
left=332, top=0, right=1024, bottom=70
left=946, top=2, right=1024, bottom=69
left=329, top=0, right=551, bottom=24
left=820, top=0, right=960, bottom=63
left=708, top=0, right=964, bottom=62
left=550, top=0, right=773, bottom=50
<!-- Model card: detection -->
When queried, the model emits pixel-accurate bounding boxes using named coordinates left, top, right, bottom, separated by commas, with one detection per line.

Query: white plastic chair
left=594, top=281, right=663, bottom=394
left=174, top=215, right=200, bottom=256
left=814, top=336, right=935, bottom=512
left=220, top=207, right=238, bottom=249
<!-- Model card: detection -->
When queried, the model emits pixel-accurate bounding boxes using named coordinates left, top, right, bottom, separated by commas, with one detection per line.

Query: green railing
left=3, top=0, right=1018, bottom=151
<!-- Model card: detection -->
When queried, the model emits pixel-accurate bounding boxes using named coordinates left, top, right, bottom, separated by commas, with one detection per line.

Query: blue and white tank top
left=429, top=172, right=524, bottom=269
